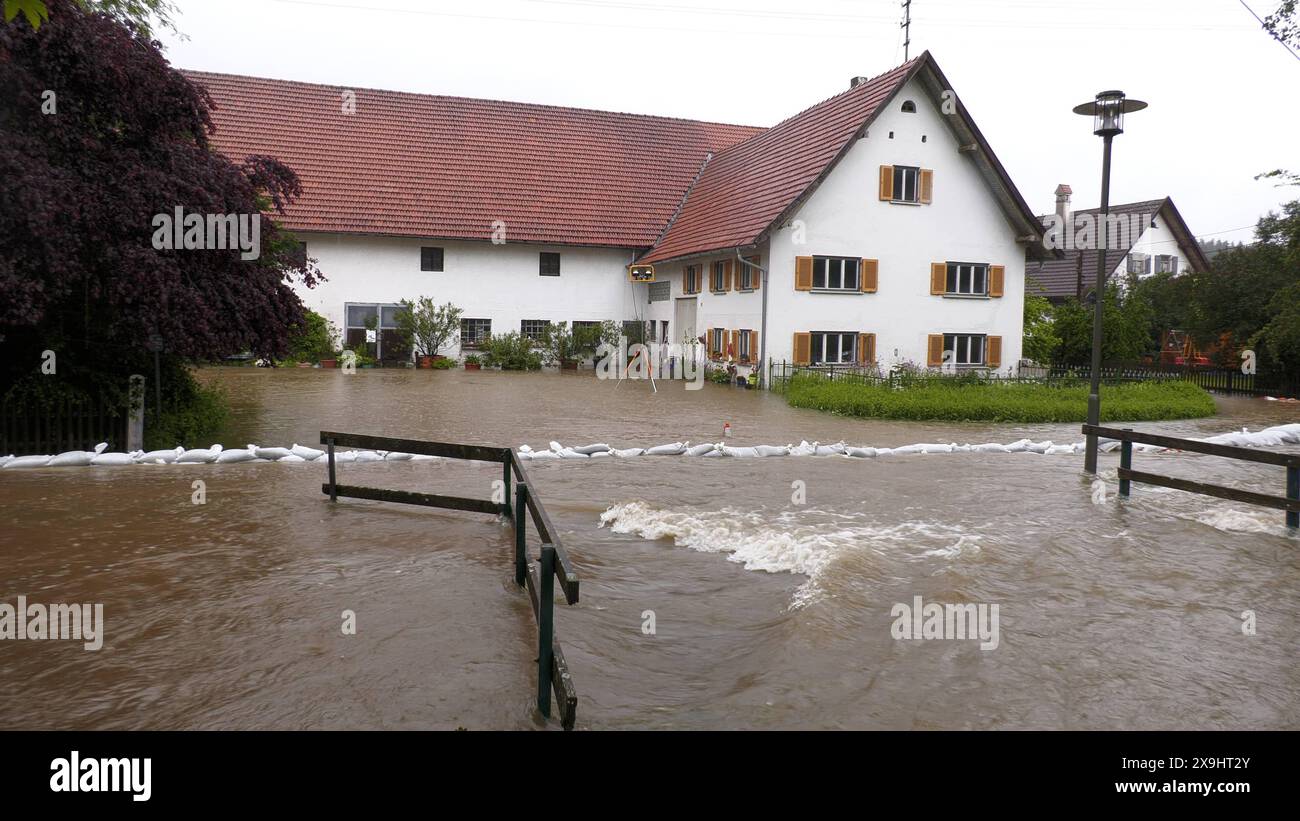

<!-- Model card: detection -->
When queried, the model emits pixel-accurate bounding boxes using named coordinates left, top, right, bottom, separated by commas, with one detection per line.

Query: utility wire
left=1237, top=0, right=1300, bottom=62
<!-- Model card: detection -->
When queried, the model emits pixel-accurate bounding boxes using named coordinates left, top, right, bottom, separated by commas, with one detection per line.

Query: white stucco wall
left=763, top=76, right=1027, bottom=373
left=292, top=233, right=642, bottom=357
left=1115, top=211, right=1187, bottom=280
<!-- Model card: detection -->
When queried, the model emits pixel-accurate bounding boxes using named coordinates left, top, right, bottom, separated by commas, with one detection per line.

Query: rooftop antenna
left=901, top=0, right=912, bottom=61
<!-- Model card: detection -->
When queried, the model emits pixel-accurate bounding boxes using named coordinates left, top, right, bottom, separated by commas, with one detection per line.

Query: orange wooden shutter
left=878, top=165, right=893, bottom=200
left=857, top=333, right=875, bottom=365
left=927, top=334, right=944, bottom=366
left=748, top=256, right=761, bottom=290
left=727, top=329, right=736, bottom=358
left=750, top=331, right=759, bottom=364
left=987, top=335, right=1002, bottom=368
left=706, top=327, right=716, bottom=357
left=725, top=259, right=734, bottom=291
left=793, top=333, right=811, bottom=365
left=989, top=265, right=1005, bottom=297
left=682, top=268, right=687, bottom=293
left=930, top=263, right=946, bottom=295
left=794, top=256, right=813, bottom=290
left=919, top=169, right=933, bottom=204
left=860, top=258, right=878, bottom=292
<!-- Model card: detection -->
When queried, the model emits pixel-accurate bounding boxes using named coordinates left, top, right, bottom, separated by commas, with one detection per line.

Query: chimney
left=1054, top=184, right=1072, bottom=222
left=850, top=76, right=868, bottom=89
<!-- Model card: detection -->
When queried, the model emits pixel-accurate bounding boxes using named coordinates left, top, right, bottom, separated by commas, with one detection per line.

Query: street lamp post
left=1072, top=90, right=1146, bottom=474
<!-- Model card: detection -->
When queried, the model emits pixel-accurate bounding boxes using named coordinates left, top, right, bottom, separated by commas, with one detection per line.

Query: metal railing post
left=327, top=437, right=337, bottom=502
left=538, top=544, right=556, bottom=718
left=1119, top=430, right=1132, bottom=497
left=501, top=450, right=513, bottom=519
left=1287, top=466, right=1298, bottom=529
left=514, top=483, right=528, bottom=586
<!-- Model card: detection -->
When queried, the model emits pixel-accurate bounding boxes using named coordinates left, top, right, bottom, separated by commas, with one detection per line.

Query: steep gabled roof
left=186, top=71, right=762, bottom=247
left=638, top=51, right=1048, bottom=265
left=1026, top=197, right=1209, bottom=300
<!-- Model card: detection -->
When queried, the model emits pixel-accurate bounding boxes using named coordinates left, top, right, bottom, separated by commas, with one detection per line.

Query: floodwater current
left=1, top=368, right=1297, bottom=729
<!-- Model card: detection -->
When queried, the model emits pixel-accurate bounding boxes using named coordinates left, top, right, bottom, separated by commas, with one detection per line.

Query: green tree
left=1049, top=279, right=1155, bottom=366
left=394, top=297, right=461, bottom=358
left=1021, top=293, right=1058, bottom=364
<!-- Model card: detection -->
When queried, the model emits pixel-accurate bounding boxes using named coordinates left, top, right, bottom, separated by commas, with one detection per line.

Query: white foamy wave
left=598, top=502, right=981, bottom=607
left=1180, top=506, right=1289, bottom=536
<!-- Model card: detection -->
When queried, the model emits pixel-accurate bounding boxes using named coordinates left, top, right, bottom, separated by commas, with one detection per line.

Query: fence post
left=1119, top=430, right=1132, bottom=498
left=537, top=544, right=556, bottom=719
left=127, top=374, right=145, bottom=452
left=327, top=437, right=337, bottom=502
left=1287, top=466, right=1298, bottom=530
left=501, top=450, right=513, bottom=519
left=514, top=483, right=528, bottom=586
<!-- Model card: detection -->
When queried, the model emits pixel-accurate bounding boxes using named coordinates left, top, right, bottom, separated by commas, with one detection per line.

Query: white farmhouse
left=192, top=51, right=1049, bottom=383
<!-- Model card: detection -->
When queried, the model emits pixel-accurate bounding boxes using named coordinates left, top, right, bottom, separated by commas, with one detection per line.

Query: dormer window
left=901, top=100, right=917, bottom=113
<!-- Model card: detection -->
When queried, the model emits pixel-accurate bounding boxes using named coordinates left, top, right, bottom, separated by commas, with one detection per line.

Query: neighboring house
left=192, top=50, right=1049, bottom=378
left=1026, top=184, right=1209, bottom=303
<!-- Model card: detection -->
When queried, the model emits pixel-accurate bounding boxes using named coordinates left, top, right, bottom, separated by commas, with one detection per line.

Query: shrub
left=784, top=374, right=1215, bottom=423
left=284, top=310, right=337, bottom=364
left=394, top=297, right=462, bottom=357
left=431, top=357, right=456, bottom=370
left=482, top=332, right=542, bottom=370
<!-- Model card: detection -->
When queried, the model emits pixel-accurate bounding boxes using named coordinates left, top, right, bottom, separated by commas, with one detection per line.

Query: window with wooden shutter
left=919, top=169, right=934, bottom=204
left=793, top=332, right=811, bottom=365
left=930, top=263, right=946, bottom=295
left=724, top=259, right=734, bottom=291
left=860, top=259, right=878, bottom=293
left=927, top=334, right=944, bottom=366
left=794, top=256, right=814, bottom=290
left=706, top=327, right=716, bottom=358
left=857, top=333, right=876, bottom=365
left=989, top=265, right=1005, bottom=297
left=878, top=165, right=893, bottom=200
left=751, top=331, right=760, bottom=365
left=987, top=336, right=1002, bottom=368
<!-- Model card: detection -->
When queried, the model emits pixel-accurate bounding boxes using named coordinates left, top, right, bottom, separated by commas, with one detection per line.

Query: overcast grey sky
left=160, top=0, right=1299, bottom=246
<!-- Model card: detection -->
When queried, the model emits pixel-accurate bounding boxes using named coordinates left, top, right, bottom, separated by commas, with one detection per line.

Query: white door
left=674, top=297, right=697, bottom=345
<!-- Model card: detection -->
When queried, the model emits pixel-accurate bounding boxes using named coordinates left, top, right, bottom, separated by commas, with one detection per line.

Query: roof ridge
left=181, top=69, right=766, bottom=132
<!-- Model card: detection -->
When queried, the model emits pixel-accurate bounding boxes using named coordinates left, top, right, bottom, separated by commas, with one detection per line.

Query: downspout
left=736, top=249, right=768, bottom=389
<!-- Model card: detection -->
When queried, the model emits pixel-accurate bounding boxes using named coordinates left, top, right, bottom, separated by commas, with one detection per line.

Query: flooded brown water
left=2, top=367, right=1297, bottom=729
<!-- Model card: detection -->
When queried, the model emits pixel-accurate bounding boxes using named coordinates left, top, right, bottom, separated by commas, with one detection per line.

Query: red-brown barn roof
left=186, top=71, right=763, bottom=247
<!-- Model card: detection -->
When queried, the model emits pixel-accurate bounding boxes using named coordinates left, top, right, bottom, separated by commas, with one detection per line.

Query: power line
left=1236, top=0, right=1300, bottom=62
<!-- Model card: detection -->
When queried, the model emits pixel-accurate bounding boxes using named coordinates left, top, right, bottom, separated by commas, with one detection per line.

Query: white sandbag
left=549, top=441, right=565, bottom=453
left=845, top=446, right=877, bottom=458
left=3, top=454, right=51, bottom=469
left=253, top=446, right=292, bottom=461
left=49, top=450, right=94, bottom=467
left=589, top=451, right=611, bottom=459
left=135, top=448, right=182, bottom=464
left=788, top=441, right=817, bottom=456
left=519, top=444, right=533, bottom=453
left=279, top=453, right=307, bottom=462
left=530, top=450, right=560, bottom=460
left=1003, top=439, right=1032, bottom=453
left=384, top=451, right=414, bottom=460
left=686, top=443, right=717, bottom=457
left=557, top=448, right=589, bottom=459
left=572, top=443, right=611, bottom=455
left=0, top=456, right=11, bottom=468
left=874, top=447, right=895, bottom=457
left=611, top=447, right=644, bottom=458
left=178, top=445, right=222, bottom=463
left=1044, top=444, right=1076, bottom=455
left=754, top=445, right=790, bottom=457
left=813, top=442, right=846, bottom=456
left=515, top=450, right=533, bottom=460
left=353, top=451, right=383, bottom=462
left=410, top=454, right=439, bottom=461
left=917, top=443, right=954, bottom=454
left=216, top=448, right=258, bottom=463
left=91, top=452, right=133, bottom=466
left=291, top=444, right=324, bottom=461
left=1023, top=441, right=1053, bottom=454
left=333, top=450, right=358, bottom=463
left=972, top=443, right=1009, bottom=453
left=891, top=444, right=926, bottom=455
left=701, top=448, right=724, bottom=457
left=645, top=442, right=686, bottom=455
left=721, top=444, right=760, bottom=458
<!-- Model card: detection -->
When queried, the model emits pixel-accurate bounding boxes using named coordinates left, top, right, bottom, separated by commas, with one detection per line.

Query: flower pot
left=464, top=362, right=482, bottom=371
left=297, top=362, right=313, bottom=368
left=319, top=359, right=337, bottom=369
left=418, top=355, right=434, bottom=369
left=561, top=360, right=579, bottom=371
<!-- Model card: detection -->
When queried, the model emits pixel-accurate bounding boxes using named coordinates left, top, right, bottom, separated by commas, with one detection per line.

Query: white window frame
left=812, top=256, right=860, bottom=291
left=810, top=331, right=858, bottom=365
left=520, top=319, right=548, bottom=341
left=460, top=317, right=492, bottom=349
left=684, top=265, right=701, bottom=295
left=942, top=333, right=986, bottom=367
left=945, top=262, right=989, bottom=296
left=892, top=165, right=920, bottom=203
left=736, top=329, right=753, bottom=362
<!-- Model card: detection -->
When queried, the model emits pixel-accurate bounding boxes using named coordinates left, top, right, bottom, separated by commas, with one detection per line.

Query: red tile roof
left=638, top=58, right=921, bottom=264
left=187, top=71, right=763, bottom=247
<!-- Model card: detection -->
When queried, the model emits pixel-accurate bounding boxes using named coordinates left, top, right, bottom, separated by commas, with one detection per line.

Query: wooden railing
left=1082, top=424, right=1300, bottom=529
left=319, top=431, right=580, bottom=729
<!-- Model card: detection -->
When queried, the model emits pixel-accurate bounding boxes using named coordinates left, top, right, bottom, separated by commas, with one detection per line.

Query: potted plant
left=463, top=354, right=483, bottom=371
left=319, top=356, right=338, bottom=369
left=394, top=296, right=463, bottom=368
left=540, top=322, right=581, bottom=370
